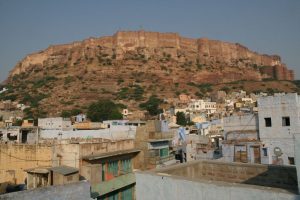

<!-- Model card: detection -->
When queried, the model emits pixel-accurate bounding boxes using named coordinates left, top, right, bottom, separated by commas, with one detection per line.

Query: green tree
left=139, top=95, right=163, bottom=116
left=23, top=108, right=34, bottom=119
left=61, top=110, right=72, bottom=118
left=87, top=100, right=123, bottom=122
left=176, top=112, right=187, bottom=126
left=61, top=109, right=82, bottom=118
left=13, top=119, right=23, bottom=126
left=221, top=86, right=231, bottom=94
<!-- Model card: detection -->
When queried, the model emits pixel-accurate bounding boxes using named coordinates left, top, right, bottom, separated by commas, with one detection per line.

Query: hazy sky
left=0, top=0, right=299, bottom=82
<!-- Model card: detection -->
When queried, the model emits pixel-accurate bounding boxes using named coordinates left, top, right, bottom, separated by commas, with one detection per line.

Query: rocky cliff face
left=9, top=30, right=294, bottom=81
left=4, top=31, right=296, bottom=117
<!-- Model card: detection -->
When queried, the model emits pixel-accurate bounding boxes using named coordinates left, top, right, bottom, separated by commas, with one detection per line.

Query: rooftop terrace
left=136, top=160, right=300, bottom=200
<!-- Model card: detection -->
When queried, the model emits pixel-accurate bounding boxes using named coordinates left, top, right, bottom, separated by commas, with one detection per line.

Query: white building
left=0, top=87, right=8, bottom=94
left=174, top=108, right=188, bottom=114
left=258, top=93, right=300, bottom=165
left=221, top=114, right=260, bottom=163
left=241, top=98, right=255, bottom=104
left=188, top=99, right=216, bottom=114
left=17, top=103, right=29, bottom=111
left=74, top=114, right=86, bottom=123
left=39, top=122, right=137, bottom=140
left=38, top=117, right=72, bottom=131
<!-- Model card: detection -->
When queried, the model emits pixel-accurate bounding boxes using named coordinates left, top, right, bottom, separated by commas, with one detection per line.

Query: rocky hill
left=1, top=30, right=298, bottom=118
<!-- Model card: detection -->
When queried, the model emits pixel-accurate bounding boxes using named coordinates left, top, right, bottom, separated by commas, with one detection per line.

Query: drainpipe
left=294, top=133, right=300, bottom=194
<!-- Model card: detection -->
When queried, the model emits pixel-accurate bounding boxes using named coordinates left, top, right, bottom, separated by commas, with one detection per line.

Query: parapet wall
left=157, top=160, right=298, bottom=191
left=136, top=170, right=300, bottom=200
left=0, top=181, right=91, bottom=200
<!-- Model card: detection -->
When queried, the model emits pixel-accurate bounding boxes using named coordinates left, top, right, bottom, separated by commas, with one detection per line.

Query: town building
left=0, top=143, right=53, bottom=192
left=0, top=125, right=39, bottom=144
left=135, top=120, right=177, bottom=170
left=220, top=93, right=300, bottom=166
left=187, top=99, right=217, bottom=115
left=0, top=87, right=8, bottom=94
left=73, top=114, right=87, bottom=123
left=221, top=114, right=260, bottom=163
left=0, top=100, right=12, bottom=111
left=50, top=138, right=139, bottom=199
left=72, top=121, right=107, bottom=130
left=0, top=136, right=139, bottom=198
left=81, top=148, right=139, bottom=199
left=258, top=93, right=300, bottom=165
left=40, top=120, right=136, bottom=140
left=38, top=117, right=72, bottom=131
left=25, top=165, right=79, bottom=189
left=178, top=94, right=191, bottom=104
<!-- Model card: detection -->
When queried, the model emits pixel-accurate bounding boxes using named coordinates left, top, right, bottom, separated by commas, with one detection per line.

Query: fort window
left=264, top=118, right=272, bottom=127
left=282, top=117, right=290, bottom=126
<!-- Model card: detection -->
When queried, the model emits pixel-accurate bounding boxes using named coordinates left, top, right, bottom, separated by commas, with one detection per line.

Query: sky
left=0, top=0, right=299, bottom=82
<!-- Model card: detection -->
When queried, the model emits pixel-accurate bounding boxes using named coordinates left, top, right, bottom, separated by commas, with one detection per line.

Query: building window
left=120, top=159, right=132, bottom=174
left=102, top=163, right=106, bottom=181
left=282, top=117, right=290, bottom=126
left=107, top=161, right=119, bottom=178
left=264, top=118, right=272, bottom=127
left=288, top=157, right=295, bottom=165
left=159, top=148, right=169, bottom=158
left=262, top=148, right=268, bottom=156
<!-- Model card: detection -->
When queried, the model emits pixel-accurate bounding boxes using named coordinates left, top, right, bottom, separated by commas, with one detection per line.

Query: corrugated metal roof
left=82, top=149, right=140, bottom=161
left=50, top=165, right=79, bottom=175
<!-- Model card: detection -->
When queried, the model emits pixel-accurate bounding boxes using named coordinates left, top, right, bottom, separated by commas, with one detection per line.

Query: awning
left=82, top=149, right=140, bottom=161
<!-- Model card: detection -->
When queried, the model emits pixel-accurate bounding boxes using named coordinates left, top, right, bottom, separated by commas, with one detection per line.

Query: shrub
left=87, top=100, right=123, bottom=122
left=64, top=76, right=74, bottom=85
left=221, top=86, right=230, bottom=94
left=176, top=112, right=187, bottom=126
left=117, top=85, right=144, bottom=101
left=139, top=95, right=163, bottom=116
left=32, top=76, right=57, bottom=88
left=61, top=109, right=82, bottom=118
left=117, top=78, right=124, bottom=85
left=21, top=93, right=48, bottom=108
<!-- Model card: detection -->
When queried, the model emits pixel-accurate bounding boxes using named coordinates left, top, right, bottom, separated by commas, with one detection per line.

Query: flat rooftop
left=150, top=160, right=298, bottom=194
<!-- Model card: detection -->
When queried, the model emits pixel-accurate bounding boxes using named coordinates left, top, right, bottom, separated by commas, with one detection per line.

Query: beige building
left=38, top=117, right=72, bottom=131
left=0, top=143, right=53, bottom=190
left=135, top=120, right=177, bottom=170
left=0, top=138, right=137, bottom=195
left=25, top=165, right=79, bottom=189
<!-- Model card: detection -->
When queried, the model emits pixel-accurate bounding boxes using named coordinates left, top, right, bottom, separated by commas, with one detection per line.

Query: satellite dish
left=274, top=147, right=283, bottom=156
